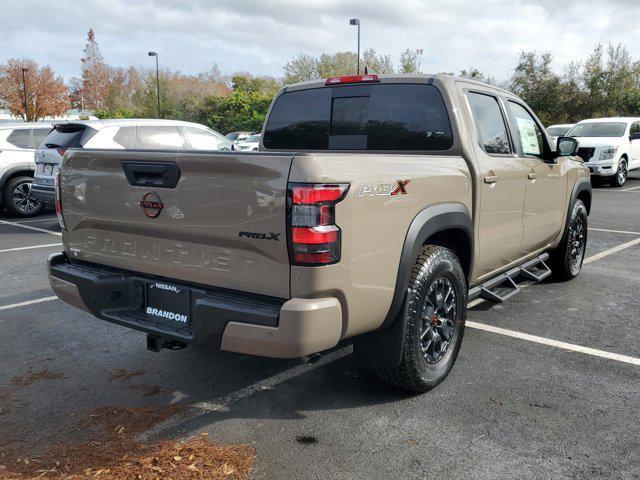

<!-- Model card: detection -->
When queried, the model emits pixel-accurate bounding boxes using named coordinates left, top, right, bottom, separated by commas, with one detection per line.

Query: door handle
left=122, top=161, right=181, bottom=188
left=528, top=173, right=536, bottom=180
left=484, top=175, right=499, bottom=184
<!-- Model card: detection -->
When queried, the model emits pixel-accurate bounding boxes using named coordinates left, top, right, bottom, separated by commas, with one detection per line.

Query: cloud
left=1, top=0, right=639, bottom=82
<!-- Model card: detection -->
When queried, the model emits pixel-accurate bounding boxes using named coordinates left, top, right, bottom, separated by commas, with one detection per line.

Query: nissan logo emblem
left=140, top=192, right=163, bottom=218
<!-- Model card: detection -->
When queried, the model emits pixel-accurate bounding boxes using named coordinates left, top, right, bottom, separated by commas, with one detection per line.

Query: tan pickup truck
left=48, top=74, right=591, bottom=392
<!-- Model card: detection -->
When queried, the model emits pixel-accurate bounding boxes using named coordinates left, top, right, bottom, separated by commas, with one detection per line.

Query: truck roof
left=284, top=73, right=514, bottom=96
left=576, top=117, right=640, bottom=124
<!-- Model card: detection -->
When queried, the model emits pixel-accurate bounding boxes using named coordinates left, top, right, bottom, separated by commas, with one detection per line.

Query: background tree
left=398, top=48, right=423, bottom=74
left=283, top=54, right=318, bottom=84
left=198, top=74, right=278, bottom=134
left=510, top=52, right=563, bottom=126
left=362, top=48, right=393, bottom=74
left=0, top=58, right=69, bottom=121
left=81, top=28, right=110, bottom=110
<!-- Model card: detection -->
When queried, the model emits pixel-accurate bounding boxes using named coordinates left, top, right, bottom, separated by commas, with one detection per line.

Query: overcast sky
left=2, top=0, right=640, bottom=82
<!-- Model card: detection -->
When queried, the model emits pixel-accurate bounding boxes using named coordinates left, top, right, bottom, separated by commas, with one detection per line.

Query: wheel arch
left=572, top=176, right=592, bottom=215
left=0, top=167, right=35, bottom=203
left=555, top=176, right=591, bottom=251
left=354, top=202, right=473, bottom=367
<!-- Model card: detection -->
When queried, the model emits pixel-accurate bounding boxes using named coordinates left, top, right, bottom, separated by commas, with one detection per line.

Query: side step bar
left=468, top=253, right=551, bottom=304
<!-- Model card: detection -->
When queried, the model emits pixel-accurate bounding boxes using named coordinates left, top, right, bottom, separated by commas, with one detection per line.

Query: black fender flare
left=557, top=177, right=591, bottom=246
left=354, top=202, right=473, bottom=367
left=569, top=176, right=592, bottom=215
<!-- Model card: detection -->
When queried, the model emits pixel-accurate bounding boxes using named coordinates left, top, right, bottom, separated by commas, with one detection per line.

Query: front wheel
left=611, top=158, right=628, bottom=187
left=3, top=176, right=44, bottom=217
left=550, top=199, right=588, bottom=280
left=375, top=245, right=467, bottom=393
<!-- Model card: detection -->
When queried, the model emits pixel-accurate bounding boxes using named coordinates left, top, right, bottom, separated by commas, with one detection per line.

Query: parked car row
left=0, top=119, right=233, bottom=217
left=225, top=131, right=261, bottom=151
left=547, top=117, right=640, bottom=187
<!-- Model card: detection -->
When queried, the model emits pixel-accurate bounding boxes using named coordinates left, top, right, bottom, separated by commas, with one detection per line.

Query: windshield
left=567, top=122, right=627, bottom=138
left=547, top=126, right=571, bottom=137
left=263, top=83, right=453, bottom=151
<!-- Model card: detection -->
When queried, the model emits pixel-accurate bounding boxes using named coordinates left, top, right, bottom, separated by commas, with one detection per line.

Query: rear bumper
left=47, top=253, right=342, bottom=358
left=31, top=185, right=55, bottom=204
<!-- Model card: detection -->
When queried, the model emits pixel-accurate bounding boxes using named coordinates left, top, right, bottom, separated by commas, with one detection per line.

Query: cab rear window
left=263, top=83, right=453, bottom=151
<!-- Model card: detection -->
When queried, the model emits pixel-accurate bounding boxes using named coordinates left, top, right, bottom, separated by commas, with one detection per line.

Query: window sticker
left=516, top=117, right=541, bottom=155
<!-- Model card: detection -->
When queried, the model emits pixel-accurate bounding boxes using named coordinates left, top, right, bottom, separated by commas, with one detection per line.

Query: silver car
left=32, top=119, right=232, bottom=205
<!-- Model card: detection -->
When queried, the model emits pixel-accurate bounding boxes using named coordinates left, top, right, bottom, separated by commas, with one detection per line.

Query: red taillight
left=288, top=183, right=349, bottom=266
left=292, top=226, right=339, bottom=244
left=325, top=74, right=380, bottom=86
left=56, top=147, right=67, bottom=156
left=55, top=171, right=66, bottom=231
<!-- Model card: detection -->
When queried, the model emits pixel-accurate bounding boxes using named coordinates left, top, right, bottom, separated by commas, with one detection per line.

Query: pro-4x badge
left=358, top=180, right=410, bottom=197
left=239, top=231, right=281, bottom=241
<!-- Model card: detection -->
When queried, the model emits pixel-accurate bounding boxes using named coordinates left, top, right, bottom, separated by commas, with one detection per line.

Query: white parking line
left=583, top=237, right=640, bottom=264
left=12, top=217, right=57, bottom=224
left=0, top=219, right=62, bottom=236
left=0, top=243, right=61, bottom=253
left=589, top=227, right=640, bottom=235
left=0, top=296, right=58, bottom=312
left=466, top=321, right=640, bottom=366
left=137, top=346, right=353, bottom=442
left=621, top=185, right=640, bottom=192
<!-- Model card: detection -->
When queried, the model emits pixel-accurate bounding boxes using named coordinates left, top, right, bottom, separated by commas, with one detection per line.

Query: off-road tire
left=550, top=199, right=588, bottom=281
left=3, top=176, right=44, bottom=217
left=375, top=245, right=467, bottom=393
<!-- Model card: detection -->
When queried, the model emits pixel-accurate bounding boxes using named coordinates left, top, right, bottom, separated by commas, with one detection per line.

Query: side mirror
left=630, top=132, right=640, bottom=141
left=231, top=143, right=236, bottom=151
left=557, top=136, right=579, bottom=157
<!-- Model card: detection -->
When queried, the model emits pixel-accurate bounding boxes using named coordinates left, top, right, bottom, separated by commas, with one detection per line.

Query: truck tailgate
left=60, top=150, right=293, bottom=299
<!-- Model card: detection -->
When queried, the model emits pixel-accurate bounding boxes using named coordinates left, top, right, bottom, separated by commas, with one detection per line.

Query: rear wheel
left=375, top=245, right=467, bottom=393
left=3, top=176, right=44, bottom=217
left=550, top=199, right=588, bottom=280
left=611, top=157, right=628, bottom=187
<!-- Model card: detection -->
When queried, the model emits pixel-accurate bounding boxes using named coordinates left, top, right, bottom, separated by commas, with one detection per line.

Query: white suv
left=567, top=117, right=640, bottom=187
left=31, top=119, right=233, bottom=205
left=0, top=123, right=52, bottom=216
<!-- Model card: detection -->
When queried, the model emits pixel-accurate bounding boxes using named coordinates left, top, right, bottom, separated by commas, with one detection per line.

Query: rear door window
left=263, top=83, right=453, bottom=151
left=6, top=129, right=30, bottom=149
left=113, top=126, right=136, bottom=149
left=29, top=128, right=52, bottom=149
left=136, top=126, right=186, bottom=150
left=183, top=127, right=232, bottom=150
left=467, top=92, right=511, bottom=154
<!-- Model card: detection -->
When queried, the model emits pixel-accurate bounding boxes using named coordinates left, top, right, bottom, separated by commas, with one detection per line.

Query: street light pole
left=148, top=52, right=161, bottom=118
left=349, top=19, right=361, bottom=74
left=21, top=68, right=29, bottom=122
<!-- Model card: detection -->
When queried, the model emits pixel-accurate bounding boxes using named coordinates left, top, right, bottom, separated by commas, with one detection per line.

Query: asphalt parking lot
left=1, top=174, right=639, bottom=479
